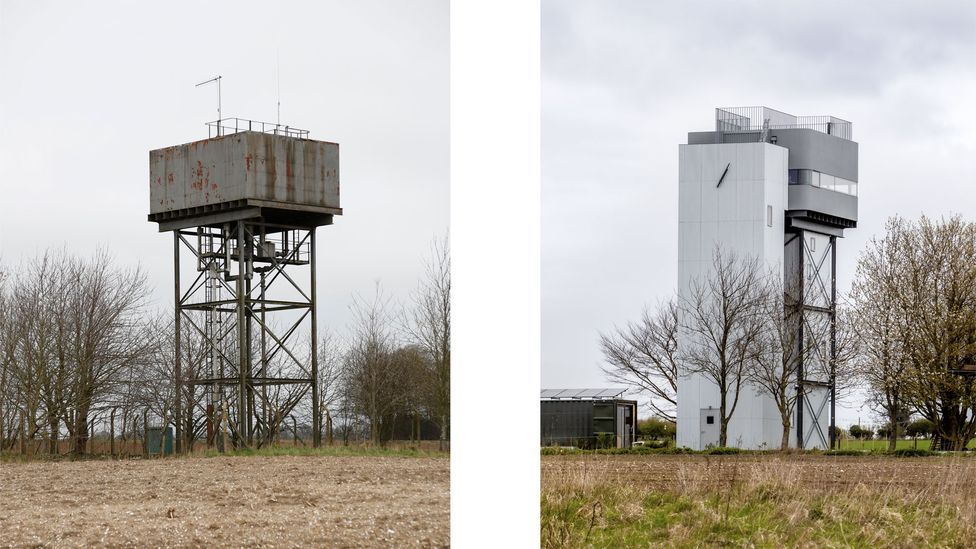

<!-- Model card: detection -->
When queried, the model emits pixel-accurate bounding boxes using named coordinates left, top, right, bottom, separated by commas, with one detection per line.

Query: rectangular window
left=792, top=169, right=857, bottom=196
left=810, top=236, right=816, bottom=252
left=706, top=416, right=714, bottom=425
left=767, top=205, right=773, bottom=227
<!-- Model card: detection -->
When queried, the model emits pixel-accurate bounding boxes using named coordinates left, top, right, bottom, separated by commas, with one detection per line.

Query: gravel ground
left=0, top=455, right=449, bottom=548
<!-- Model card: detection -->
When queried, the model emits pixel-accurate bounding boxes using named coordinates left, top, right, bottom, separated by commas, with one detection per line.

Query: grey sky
left=542, top=1, right=976, bottom=426
left=0, top=1, right=448, bottom=342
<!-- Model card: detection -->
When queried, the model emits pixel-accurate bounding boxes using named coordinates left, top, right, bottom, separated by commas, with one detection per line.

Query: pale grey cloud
left=0, top=1, right=448, bottom=340
left=542, top=0, right=976, bottom=426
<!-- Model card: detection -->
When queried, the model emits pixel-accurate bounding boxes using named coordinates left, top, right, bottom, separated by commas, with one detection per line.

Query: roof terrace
left=716, top=106, right=852, bottom=141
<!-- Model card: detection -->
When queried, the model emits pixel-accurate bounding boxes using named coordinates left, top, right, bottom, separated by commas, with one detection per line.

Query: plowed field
left=0, top=455, right=449, bottom=548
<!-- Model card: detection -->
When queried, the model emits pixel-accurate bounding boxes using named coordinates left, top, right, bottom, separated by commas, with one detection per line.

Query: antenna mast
left=277, top=52, right=281, bottom=127
left=196, top=75, right=223, bottom=135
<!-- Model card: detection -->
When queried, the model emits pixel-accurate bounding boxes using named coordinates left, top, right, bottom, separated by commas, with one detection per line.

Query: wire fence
left=2, top=426, right=446, bottom=459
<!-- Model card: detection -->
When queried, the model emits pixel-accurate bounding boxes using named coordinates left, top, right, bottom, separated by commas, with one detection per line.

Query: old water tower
left=149, top=118, right=341, bottom=452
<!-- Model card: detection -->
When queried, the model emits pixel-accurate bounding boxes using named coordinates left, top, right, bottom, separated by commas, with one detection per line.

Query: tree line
left=0, top=237, right=450, bottom=456
left=846, top=419, right=935, bottom=441
left=849, top=216, right=976, bottom=450
left=601, top=214, right=976, bottom=451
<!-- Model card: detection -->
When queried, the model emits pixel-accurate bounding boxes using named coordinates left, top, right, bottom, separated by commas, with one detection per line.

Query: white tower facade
left=676, top=107, right=858, bottom=450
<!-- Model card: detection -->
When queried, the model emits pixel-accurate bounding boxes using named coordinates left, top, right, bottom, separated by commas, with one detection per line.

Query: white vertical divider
left=452, top=1, right=541, bottom=545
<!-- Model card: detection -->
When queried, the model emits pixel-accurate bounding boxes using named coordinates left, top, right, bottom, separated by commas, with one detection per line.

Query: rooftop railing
left=716, top=106, right=852, bottom=141
left=205, top=117, right=310, bottom=139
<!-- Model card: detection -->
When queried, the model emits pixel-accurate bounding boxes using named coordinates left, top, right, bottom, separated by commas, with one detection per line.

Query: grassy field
left=542, top=454, right=976, bottom=547
left=838, top=437, right=976, bottom=451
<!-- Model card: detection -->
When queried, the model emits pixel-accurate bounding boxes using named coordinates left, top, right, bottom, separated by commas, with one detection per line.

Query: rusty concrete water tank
left=148, top=125, right=341, bottom=231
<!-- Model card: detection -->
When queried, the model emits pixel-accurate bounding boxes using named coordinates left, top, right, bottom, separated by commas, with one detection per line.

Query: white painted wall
left=676, top=142, right=788, bottom=450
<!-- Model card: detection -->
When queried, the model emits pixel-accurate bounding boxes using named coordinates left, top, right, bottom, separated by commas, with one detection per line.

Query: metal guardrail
left=205, top=118, right=310, bottom=139
left=716, top=107, right=853, bottom=140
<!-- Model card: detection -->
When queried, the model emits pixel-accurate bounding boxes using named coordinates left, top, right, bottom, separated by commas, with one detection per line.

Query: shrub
left=637, top=417, right=677, bottom=440
left=891, top=448, right=933, bottom=457
left=849, top=424, right=874, bottom=440
left=907, top=418, right=934, bottom=438
left=824, top=449, right=869, bottom=456
left=703, top=446, right=742, bottom=455
left=541, top=446, right=583, bottom=456
left=595, top=433, right=615, bottom=449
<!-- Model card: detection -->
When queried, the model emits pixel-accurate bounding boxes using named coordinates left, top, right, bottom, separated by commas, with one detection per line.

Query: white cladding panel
left=676, top=142, right=788, bottom=450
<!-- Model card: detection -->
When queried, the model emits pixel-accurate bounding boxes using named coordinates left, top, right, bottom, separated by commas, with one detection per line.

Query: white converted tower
left=676, top=107, right=858, bottom=450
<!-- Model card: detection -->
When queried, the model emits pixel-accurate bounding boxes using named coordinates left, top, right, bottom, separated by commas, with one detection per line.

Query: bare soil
left=0, top=455, right=449, bottom=548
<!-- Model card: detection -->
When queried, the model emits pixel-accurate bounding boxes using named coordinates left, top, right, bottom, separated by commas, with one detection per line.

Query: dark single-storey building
left=541, top=388, right=637, bottom=449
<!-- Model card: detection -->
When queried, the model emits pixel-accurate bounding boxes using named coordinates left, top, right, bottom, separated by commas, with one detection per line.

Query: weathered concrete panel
left=149, top=132, right=340, bottom=216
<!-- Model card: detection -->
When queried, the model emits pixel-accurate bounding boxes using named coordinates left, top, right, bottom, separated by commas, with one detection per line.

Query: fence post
left=110, top=408, right=116, bottom=458
left=326, top=410, right=333, bottom=447
left=89, top=415, right=96, bottom=455
left=143, top=409, right=149, bottom=457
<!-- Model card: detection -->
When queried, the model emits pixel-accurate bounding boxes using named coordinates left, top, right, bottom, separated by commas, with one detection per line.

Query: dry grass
left=541, top=454, right=976, bottom=548
left=0, top=453, right=449, bottom=548
left=5, top=438, right=446, bottom=460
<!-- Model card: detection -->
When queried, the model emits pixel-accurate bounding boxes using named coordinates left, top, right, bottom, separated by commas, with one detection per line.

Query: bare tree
left=0, top=270, right=17, bottom=451
left=0, top=250, right=151, bottom=456
left=681, top=248, right=767, bottom=447
left=0, top=239, right=449, bottom=456
left=344, top=283, right=406, bottom=445
left=9, top=253, right=67, bottom=454
left=599, top=300, right=679, bottom=422
left=62, top=250, right=149, bottom=454
left=314, top=328, right=346, bottom=445
left=390, top=344, right=433, bottom=442
left=403, top=235, right=450, bottom=449
left=748, top=276, right=806, bottom=451
left=831, top=306, right=861, bottom=405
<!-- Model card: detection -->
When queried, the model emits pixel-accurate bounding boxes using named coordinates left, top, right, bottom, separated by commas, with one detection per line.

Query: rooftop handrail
left=205, top=117, right=310, bottom=139
left=716, top=106, right=852, bottom=140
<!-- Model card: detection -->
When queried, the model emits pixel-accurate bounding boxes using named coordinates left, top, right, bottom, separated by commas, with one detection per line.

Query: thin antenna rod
left=196, top=75, right=222, bottom=136
left=276, top=52, right=281, bottom=127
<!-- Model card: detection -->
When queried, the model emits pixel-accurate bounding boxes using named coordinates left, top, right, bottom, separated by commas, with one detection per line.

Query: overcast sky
left=542, top=1, right=976, bottom=426
left=0, top=1, right=447, bottom=343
